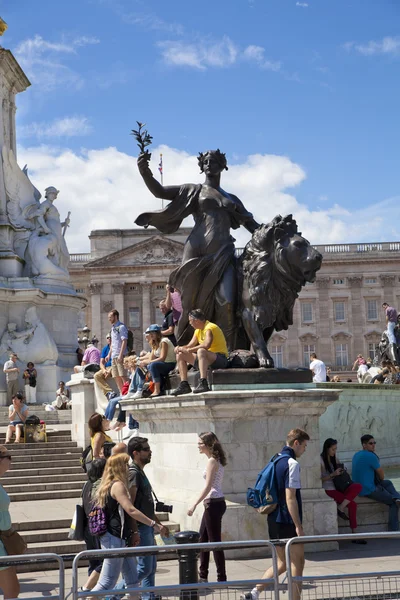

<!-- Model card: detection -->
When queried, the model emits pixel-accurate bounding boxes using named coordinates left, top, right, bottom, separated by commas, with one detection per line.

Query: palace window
left=335, top=343, right=348, bottom=367
left=367, top=300, right=378, bottom=320
left=334, top=301, right=345, bottom=322
left=365, top=278, right=377, bottom=284
left=129, top=285, right=138, bottom=291
left=271, top=345, right=283, bottom=368
left=333, top=279, right=344, bottom=285
left=301, top=302, right=313, bottom=323
left=368, top=342, right=379, bottom=361
left=128, top=308, right=140, bottom=328
left=154, top=306, right=164, bottom=326
left=75, top=288, right=85, bottom=294
left=303, top=344, right=315, bottom=367
left=155, top=284, right=165, bottom=290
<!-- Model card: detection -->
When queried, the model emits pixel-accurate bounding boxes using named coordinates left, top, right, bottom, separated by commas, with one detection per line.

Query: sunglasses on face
left=368, top=441, right=376, bottom=445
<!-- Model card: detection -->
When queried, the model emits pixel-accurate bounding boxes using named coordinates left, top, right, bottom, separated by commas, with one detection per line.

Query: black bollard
left=174, top=530, right=200, bottom=600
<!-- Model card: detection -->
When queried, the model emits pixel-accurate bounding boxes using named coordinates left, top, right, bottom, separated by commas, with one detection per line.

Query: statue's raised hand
left=137, top=152, right=152, bottom=178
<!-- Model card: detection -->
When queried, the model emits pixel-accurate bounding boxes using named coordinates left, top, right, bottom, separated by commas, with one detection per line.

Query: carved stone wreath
left=103, top=301, right=113, bottom=313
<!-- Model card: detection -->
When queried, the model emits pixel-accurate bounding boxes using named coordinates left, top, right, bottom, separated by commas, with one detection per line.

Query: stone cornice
left=379, top=274, right=395, bottom=286
left=112, top=282, right=125, bottom=294
left=316, top=277, right=330, bottom=289
left=0, top=49, right=30, bottom=93
left=88, top=282, right=103, bottom=295
left=347, top=276, right=363, bottom=288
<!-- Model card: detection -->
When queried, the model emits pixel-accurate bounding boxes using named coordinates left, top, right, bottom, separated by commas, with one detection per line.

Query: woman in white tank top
left=187, top=432, right=227, bottom=582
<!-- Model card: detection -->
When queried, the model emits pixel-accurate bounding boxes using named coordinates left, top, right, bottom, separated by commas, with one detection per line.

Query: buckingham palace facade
left=69, top=230, right=400, bottom=369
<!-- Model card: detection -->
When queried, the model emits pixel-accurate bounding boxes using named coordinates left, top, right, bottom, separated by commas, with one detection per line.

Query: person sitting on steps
left=172, top=309, right=229, bottom=396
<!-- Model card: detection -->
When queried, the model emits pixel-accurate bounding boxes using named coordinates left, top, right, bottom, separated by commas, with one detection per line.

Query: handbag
left=333, top=464, right=353, bottom=493
left=68, top=504, right=86, bottom=541
left=0, top=527, right=27, bottom=555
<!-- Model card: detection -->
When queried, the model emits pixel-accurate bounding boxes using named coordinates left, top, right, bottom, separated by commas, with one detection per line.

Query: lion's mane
left=241, top=214, right=304, bottom=332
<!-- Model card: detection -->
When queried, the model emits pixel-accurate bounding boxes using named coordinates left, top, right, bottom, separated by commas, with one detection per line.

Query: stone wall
left=318, top=383, right=400, bottom=466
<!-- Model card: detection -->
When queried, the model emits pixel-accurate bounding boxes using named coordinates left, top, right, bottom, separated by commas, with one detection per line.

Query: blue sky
left=2, top=0, right=400, bottom=250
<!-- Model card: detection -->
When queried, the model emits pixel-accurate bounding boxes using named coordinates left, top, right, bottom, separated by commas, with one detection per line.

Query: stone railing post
left=67, top=373, right=96, bottom=449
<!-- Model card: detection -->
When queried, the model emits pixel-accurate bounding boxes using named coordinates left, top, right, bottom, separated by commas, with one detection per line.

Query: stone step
left=9, top=458, right=79, bottom=470
left=5, top=439, right=76, bottom=448
left=4, top=465, right=83, bottom=478
left=27, top=539, right=86, bottom=555
left=9, top=488, right=82, bottom=502
left=4, top=472, right=86, bottom=485
left=4, top=478, right=86, bottom=492
left=15, top=519, right=71, bottom=532
left=9, top=448, right=82, bottom=459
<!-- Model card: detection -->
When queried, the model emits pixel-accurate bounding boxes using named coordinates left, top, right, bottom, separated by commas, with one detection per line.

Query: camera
left=155, top=501, right=173, bottom=514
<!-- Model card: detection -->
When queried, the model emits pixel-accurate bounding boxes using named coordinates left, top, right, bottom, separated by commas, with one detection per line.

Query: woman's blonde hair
left=93, top=453, right=130, bottom=508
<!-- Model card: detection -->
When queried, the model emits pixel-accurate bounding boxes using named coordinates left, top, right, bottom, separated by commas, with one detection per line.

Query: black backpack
left=25, top=415, right=40, bottom=426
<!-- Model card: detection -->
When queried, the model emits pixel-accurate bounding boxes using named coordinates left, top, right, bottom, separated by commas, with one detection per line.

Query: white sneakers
left=133, top=390, right=143, bottom=399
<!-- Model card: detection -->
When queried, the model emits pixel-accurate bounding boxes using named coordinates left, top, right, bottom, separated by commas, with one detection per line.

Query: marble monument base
left=121, top=386, right=340, bottom=556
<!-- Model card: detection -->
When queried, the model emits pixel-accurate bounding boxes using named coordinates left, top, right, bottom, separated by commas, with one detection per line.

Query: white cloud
left=121, top=12, right=184, bottom=35
left=243, top=45, right=281, bottom=71
left=157, top=36, right=238, bottom=70
left=158, top=37, right=280, bottom=71
left=344, top=36, right=400, bottom=56
left=16, top=144, right=400, bottom=253
left=19, top=116, right=92, bottom=139
left=14, top=34, right=100, bottom=91
left=296, top=2, right=309, bottom=7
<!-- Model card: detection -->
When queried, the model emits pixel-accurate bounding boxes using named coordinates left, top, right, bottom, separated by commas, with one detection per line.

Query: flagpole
left=159, top=153, right=164, bottom=209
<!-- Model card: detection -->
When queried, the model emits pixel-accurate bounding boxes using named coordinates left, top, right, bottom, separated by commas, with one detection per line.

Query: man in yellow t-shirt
left=172, top=309, right=229, bottom=396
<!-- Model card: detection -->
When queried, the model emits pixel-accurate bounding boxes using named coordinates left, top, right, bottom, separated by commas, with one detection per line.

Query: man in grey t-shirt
left=3, top=353, right=20, bottom=403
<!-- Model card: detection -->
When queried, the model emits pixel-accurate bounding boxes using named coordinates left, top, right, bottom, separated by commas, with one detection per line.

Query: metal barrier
left=0, top=552, right=64, bottom=600
left=71, top=539, right=280, bottom=600
left=285, top=531, right=400, bottom=600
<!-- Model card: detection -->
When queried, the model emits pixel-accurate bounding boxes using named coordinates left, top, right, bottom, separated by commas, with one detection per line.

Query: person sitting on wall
left=352, top=354, right=366, bottom=371
left=159, top=300, right=177, bottom=346
left=352, top=434, right=400, bottom=531
left=52, top=381, right=71, bottom=409
left=172, top=309, right=229, bottom=396
left=93, top=335, right=113, bottom=397
left=74, top=342, right=101, bottom=373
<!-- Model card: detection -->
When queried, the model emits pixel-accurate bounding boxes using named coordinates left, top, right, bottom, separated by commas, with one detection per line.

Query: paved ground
left=14, top=536, right=400, bottom=598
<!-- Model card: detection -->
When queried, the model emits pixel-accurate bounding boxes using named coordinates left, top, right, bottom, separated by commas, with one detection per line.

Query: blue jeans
left=387, top=321, right=396, bottom=344
left=367, top=479, right=400, bottom=531
left=91, top=531, right=138, bottom=592
left=104, top=397, right=138, bottom=430
left=147, top=361, right=175, bottom=384
left=137, top=524, right=157, bottom=599
left=129, top=369, right=145, bottom=392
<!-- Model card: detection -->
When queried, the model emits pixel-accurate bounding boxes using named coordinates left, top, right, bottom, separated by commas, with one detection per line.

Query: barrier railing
left=285, top=531, right=400, bottom=600
left=0, top=552, right=64, bottom=600
left=71, top=539, right=280, bottom=600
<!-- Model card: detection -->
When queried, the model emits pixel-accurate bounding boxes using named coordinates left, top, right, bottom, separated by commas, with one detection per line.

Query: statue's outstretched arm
left=137, top=153, right=179, bottom=201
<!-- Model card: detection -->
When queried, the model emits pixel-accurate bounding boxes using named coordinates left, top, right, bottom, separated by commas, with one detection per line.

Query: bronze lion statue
left=238, top=214, right=322, bottom=367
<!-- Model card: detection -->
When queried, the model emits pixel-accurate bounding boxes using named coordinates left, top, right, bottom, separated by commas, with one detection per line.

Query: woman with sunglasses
left=187, top=432, right=227, bottom=582
left=88, top=413, right=113, bottom=459
left=321, top=438, right=365, bottom=542
left=0, top=446, right=20, bottom=598
left=138, top=325, right=176, bottom=397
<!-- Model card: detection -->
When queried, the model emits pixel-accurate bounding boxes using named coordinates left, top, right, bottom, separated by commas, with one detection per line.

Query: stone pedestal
left=121, top=387, right=340, bottom=555
left=68, top=373, right=96, bottom=449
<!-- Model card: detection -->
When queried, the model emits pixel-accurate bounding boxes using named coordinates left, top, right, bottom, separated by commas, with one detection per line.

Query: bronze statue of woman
left=135, top=150, right=259, bottom=350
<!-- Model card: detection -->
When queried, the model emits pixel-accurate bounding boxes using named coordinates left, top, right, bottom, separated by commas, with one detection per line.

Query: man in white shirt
left=3, top=353, right=20, bottom=403
left=309, top=352, right=327, bottom=382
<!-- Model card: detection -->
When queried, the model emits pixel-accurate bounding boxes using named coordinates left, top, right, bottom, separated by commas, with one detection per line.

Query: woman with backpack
left=187, top=432, right=227, bottom=583
left=90, top=453, right=163, bottom=596
left=89, top=413, right=113, bottom=459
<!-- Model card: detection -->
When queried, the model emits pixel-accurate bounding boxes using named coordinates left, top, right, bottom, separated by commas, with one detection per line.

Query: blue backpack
left=247, top=453, right=286, bottom=514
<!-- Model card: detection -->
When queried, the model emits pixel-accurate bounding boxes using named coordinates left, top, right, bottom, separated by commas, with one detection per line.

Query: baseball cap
left=144, top=324, right=162, bottom=333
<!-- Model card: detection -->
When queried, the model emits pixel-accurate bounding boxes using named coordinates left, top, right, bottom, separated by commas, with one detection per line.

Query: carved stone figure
left=0, top=306, right=59, bottom=364
left=239, top=214, right=322, bottom=367
left=1, top=147, right=71, bottom=281
left=136, top=149, right=259, bottom=350
left=25, top=187, right=70, bottom=279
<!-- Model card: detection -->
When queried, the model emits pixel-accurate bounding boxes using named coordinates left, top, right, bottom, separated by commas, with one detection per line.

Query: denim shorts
left=194, top=352, right=229, bottom=371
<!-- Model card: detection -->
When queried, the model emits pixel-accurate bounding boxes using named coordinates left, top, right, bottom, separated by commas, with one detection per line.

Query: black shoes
left=193, top=378, right=210, bottom=394
left=171, top=381, right=192, bottom=396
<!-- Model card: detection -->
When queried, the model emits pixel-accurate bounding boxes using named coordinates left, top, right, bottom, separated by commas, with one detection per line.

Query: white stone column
left=68, top=373, right=96, bottom=448
left=88, top=283, right=103, bottom=340
left=112, top=283, right=125, bottom=323
left=141, top=282, right=152, bottom=330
